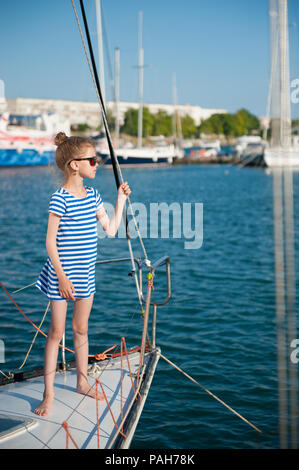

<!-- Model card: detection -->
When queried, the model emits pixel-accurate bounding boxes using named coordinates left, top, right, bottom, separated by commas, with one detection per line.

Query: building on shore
left=6, top=97, right=227, bottom=129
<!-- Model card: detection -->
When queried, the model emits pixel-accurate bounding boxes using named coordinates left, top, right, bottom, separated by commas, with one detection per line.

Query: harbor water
left=0, top=163, right=298, bottom=449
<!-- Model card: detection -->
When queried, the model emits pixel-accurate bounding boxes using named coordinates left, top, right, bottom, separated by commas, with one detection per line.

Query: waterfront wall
left=6, top=97, right=227, bottom=129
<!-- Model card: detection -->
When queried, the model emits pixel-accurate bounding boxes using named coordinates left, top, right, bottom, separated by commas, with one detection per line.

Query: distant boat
left=183, top=139, right=221, bottom=159
left=100, top=143, right=183, bottom=167
left=264, top=0, right=299, bottom=167
left=235, top=136, right=264, bottom=157
left=0, top=111, right=70, bottom=167
left=234, top=136, right=268, bottom=167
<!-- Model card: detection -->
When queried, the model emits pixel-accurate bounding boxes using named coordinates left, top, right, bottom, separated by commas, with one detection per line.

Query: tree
left=199, top=113, right=224, bottom=135
left=120, top=107, right=197, bottom=138
left=152, top=110, right=173, bottom=136
left=106, top=108, right=116, bottom=131
left=120, top=106, right=154, bottom=137
left=199, top=109, right=260, bottom=137
left=121, top=108, right=138, bottom=136
left=222, top=114, right=236, bottom=136
left=142, top=107, right=155, bottom=137
left=181, top=115, right=197, bottom=138
left=71, top=123, right=91, bottom=133
left=234, top=108, right=260, bottom=134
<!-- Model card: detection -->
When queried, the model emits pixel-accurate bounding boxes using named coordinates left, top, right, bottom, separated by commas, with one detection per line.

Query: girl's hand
left=58, top=274, right=76, bottom=301
left=118, top=181, right=131, bottom=199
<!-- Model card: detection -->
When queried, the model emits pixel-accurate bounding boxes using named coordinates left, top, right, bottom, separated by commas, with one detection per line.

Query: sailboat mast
left=137, top=11, right=144, bottom=148
left=172, top=73, right=177, bottom=142
left=115, top=47, right=120, bottom=148
left=172, top=73, right=183, bottom=144
left=266, top=0, right=279, bottom=144
left=279, top=0, right=291, bottom=147
left=95, top=0, right=106, bottom=107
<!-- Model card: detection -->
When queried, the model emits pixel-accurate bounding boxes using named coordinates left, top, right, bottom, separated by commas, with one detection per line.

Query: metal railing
left=94, top=255, right=171, bottom=349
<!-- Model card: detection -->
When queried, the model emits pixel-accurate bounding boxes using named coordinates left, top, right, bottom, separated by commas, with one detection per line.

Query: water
left=0, top=163, right=298, bottom=449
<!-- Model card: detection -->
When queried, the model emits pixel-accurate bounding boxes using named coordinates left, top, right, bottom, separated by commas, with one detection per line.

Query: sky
left=1, top=0, right=299, bottom=118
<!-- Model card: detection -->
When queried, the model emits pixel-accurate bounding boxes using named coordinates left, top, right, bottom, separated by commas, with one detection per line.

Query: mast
left=172, top=73, right=182, bottom=144
left=172, top=73, right=177, bottom=143
left=115, top=47, right=120, bottom=148
left=265, top=0, right=278, bottom=143
left=95, top=0, right=106, bottom=107
left=137, top=11, right=144, bottom=148
left=268, top=0, right=281, bottom=147
left=279, top=0, right=291, bottom=147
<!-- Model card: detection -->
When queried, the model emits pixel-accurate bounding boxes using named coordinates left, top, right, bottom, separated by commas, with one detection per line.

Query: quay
left=173, top=154, right=241, bottom=165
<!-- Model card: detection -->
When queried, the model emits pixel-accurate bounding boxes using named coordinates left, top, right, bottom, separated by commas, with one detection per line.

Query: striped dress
left=36, top=186, right=103, bottom=301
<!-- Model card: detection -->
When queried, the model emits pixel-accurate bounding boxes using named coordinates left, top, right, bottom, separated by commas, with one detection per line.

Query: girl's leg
left=72, top=295, right=104, bottom=400
left=34, top=300, right=68, bottom=416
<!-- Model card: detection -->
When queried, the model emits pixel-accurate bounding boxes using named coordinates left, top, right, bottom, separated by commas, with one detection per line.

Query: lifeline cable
left=0, top=280, right=116, bottom=359
left=160, top=352, right=262, bottom=434
left=0, top=278, right=144, bottom=387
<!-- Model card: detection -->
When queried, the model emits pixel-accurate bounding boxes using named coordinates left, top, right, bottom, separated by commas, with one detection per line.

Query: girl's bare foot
left=76, top=381, right=105, bottom=401
left=34, top=392, right=54, bottom=417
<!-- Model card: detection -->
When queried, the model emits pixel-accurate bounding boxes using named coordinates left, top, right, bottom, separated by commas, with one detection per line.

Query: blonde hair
left=54, top=132, right=94, bottom=172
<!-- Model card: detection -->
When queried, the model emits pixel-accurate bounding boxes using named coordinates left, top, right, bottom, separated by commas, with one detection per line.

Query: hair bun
left=54, top=132, right=68, bottom=146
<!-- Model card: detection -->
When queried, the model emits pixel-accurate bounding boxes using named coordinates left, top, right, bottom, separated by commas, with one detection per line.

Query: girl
left=34, top=132, right=131, bottom=417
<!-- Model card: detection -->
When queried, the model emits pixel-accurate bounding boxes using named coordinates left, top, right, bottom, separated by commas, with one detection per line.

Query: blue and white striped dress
left=36, top=186, right=103, bottom=301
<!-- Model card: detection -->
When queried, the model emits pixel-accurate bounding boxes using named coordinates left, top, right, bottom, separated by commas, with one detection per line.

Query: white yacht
left=264, top=0, right=299, bottom=168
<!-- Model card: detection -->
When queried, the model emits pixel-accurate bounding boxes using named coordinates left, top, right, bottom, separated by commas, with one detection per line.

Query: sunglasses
left=69, top=156, right=99, bottom=167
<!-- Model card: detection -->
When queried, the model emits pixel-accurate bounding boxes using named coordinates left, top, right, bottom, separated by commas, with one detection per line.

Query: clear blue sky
left=1, top=0, right=299, bottom=117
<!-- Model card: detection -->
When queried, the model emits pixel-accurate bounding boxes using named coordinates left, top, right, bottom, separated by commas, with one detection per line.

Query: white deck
left=0, top=350, right=158, bottom=449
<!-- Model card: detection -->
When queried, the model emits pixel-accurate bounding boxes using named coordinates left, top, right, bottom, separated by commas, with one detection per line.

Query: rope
left=1, top=280, right=44, bottom=381
left=12, top=271, right=144, bottom=340
left=121, top=337, right=137, bottom=397
left=95, top=380, right=100, bottom=449
left=62, top=421, right=79, bottom=449
left=120, top=337, right=123, bottom=424
left=0, top=280, right=117, bottom=362
left=94, top=345, right=117, bottom=360
left=96, top=378, right=127, bottom=439
left=107, top=364, right=146, bottom=449
left=136, top=273, right=154, bottom=385
left=12, top=282, right=36, bottom=294
left=160, top=352, right=262, bottom=434
left=62, top=337, right=136, bottom=450
left=62, top=345, right=143, bottom=450
left=46, top=352, right=116, bottom=449
left=0, top=369, right=14, bottom=380
left=17, top=301, right=50, bottom=370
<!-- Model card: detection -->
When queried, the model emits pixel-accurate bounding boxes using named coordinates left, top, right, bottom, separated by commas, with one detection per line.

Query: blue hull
left=100, top=154, right=171, bottom=166
left=0, top=149, right=55, bottom=166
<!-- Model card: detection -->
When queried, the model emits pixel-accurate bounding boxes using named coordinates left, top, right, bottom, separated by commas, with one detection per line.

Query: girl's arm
left=96, top=182, right=131, bottom=237
left=46, top=212, right=76, bottom=301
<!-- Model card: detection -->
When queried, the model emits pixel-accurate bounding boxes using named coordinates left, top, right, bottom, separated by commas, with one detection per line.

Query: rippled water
left=0, top=163, right=298, bottom=449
